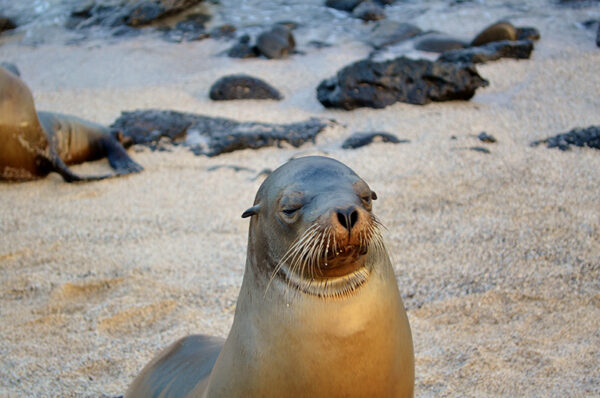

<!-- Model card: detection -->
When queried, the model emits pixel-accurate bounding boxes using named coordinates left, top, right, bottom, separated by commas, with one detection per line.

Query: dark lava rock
left=414, top=33, right=468, bottom=53
left=207, top=164, right=255, bottom=173
left=256, top=25, right=295, bottom=59
left=581, top=19, right=599, bottom=29
left=477, top=131, right=497, bottom=143
left=1, top=62, right=20, bottom=76
left=127, top=2, right=164, bottom=27
left=471, top=21, right=517, bottom=46
left=580, top=19, right=599, bottom=46
left=469, top=146, right=491, bottom=154
left=325, top=0, right=363, bottom=12
left=558, top=0, right=600, bottom=5
left=209, top=74, right=282, bottom=101
left=308, top=40, right=333, bottom=49
left=128, top=0, right=204, bottom=27
left=531, top=126, right=600, bottom=151
left=516, top=26, right=541, bottom=41
left=110, top=109, right=328, bottom=156
left=316, top=56, right=489, bottom=110
left=352, top=2, right=386, bottom=21
left=368, top=20, right=422, bottom=49
left=227, top=35, right=259, bottom=58
left=162, top=13, right=211, bottom=42
left=66, top=0, right=204, bottom=34
left=0, top=16, right=16, bottom=33
left=342, top=132, right=408, bottom=149
left=209, top=24, right=236, bottom=39
left=438, top=40, right=534, bottom=64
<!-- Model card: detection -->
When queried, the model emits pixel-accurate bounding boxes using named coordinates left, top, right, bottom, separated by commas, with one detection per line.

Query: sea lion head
left=242, top=156, right=383, bottom=299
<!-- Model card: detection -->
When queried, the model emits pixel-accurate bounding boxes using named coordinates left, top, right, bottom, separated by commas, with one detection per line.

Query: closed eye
left=282, top=208, right=299, bottom=216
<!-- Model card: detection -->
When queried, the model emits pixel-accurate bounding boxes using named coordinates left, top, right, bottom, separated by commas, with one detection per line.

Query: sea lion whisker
left=313, top=229, right=328, bottom=278
left=308, top=229, right=324, bottom=278
left=304, top=228, right=324, bottom=280
left=265, top=225, right=320, bottom=295
left=323, top=227, right=332, bottom=266
left=287, top=227, right=322, bottom=285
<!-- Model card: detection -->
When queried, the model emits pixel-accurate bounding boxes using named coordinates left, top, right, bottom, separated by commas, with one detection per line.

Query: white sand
left=0, top=5, right=599, bottom=397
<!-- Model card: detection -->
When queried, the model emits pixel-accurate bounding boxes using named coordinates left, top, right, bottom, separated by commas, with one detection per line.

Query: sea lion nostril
left=350, top=209, right=358, bottom=228
left=337, top=211, right=348, bottom=229
left=336, top=207, right=359, bottom=232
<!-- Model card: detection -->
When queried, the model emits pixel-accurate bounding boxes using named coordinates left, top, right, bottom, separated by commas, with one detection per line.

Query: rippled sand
left=1, top=4, right=599, bottom=397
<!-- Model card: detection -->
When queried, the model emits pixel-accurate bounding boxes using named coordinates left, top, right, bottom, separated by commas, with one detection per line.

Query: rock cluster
left=66, top=0, right=210, bottom=41
left=228, top=25, right=296, bottom=59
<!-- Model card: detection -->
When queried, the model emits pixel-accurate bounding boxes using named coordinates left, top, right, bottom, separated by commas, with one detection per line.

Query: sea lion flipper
left=102, top=136, right=144, bottom=175
left=126, top=335, right=224, bottom=398
left=49, top=153, right=112, bottom=182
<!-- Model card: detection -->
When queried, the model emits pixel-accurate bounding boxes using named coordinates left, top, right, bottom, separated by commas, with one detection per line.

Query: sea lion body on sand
left=471, top=21, right=518, bottom=47
left=0, top=66, right=142, bottom=182
left=126, top=156, right=414, bottom=397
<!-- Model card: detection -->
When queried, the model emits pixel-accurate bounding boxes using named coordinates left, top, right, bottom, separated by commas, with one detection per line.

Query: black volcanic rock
left=162, top=13, right=211, bottom=42
left=469, top=146, right=491, bottom=154
left=128, top=0, right=204, bottom=27
left=111, top=110, right=327, bottom=156
left=325, top=0, right=363, bottom=12
left=209, top=74, right=282, bottom=101
left=316, top=56, right=489, bottom=110
left=531, top=126, right=600, bottom=151
left=414, top=33, right=468, bottom=53
left=227, top=35, right=259, bottom=58
left=438, top=40, right=534, bottom=64
left=368, top=20, right=422, bottom=48
left=256, top=25, right=295, bottom=59
left=477, top=132, right=497, bottom=143
left=209, top=24, right=236, bottom=39
left=353, top=2, right=385, bottom=21
left=342, top=132, right=408, bottom=149
left=0, top=16, right=16, bottom=33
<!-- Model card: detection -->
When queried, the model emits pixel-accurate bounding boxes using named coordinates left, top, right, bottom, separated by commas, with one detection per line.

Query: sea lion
left=471, top=21, right=518, bottom=47
left=0, top=66, right=142, bottom=182
left=126, top=156, right=414, bottom=397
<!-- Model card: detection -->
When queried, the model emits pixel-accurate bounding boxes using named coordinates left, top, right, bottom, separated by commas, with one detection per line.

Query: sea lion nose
left=336, top=206, right=359, bottom=233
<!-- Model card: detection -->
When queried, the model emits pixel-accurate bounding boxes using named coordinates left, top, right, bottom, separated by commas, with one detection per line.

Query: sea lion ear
left=242, top=204, right=261, bottom=218
left=371, top=191, right=378, bottom=200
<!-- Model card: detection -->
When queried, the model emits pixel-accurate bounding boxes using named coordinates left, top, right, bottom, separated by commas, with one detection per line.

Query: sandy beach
left=1, top=1, right=599, bottom=396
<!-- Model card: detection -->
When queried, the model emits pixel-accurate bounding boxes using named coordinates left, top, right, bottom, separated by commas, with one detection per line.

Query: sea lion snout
left=325, top=204, right=372, bottom=248
left=336, top=206, right=359, bottom=233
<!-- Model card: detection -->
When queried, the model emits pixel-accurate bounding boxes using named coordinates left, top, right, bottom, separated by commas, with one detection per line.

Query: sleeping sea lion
left=0, top=66, right=142, bottom=182
left=126, top=156, right=415, bottom=397
left=471, top=21, right=518, bottom=47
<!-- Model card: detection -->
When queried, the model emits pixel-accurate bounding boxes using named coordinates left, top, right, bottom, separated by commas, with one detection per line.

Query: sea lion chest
left=202, top=270, right=413, bottom=398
